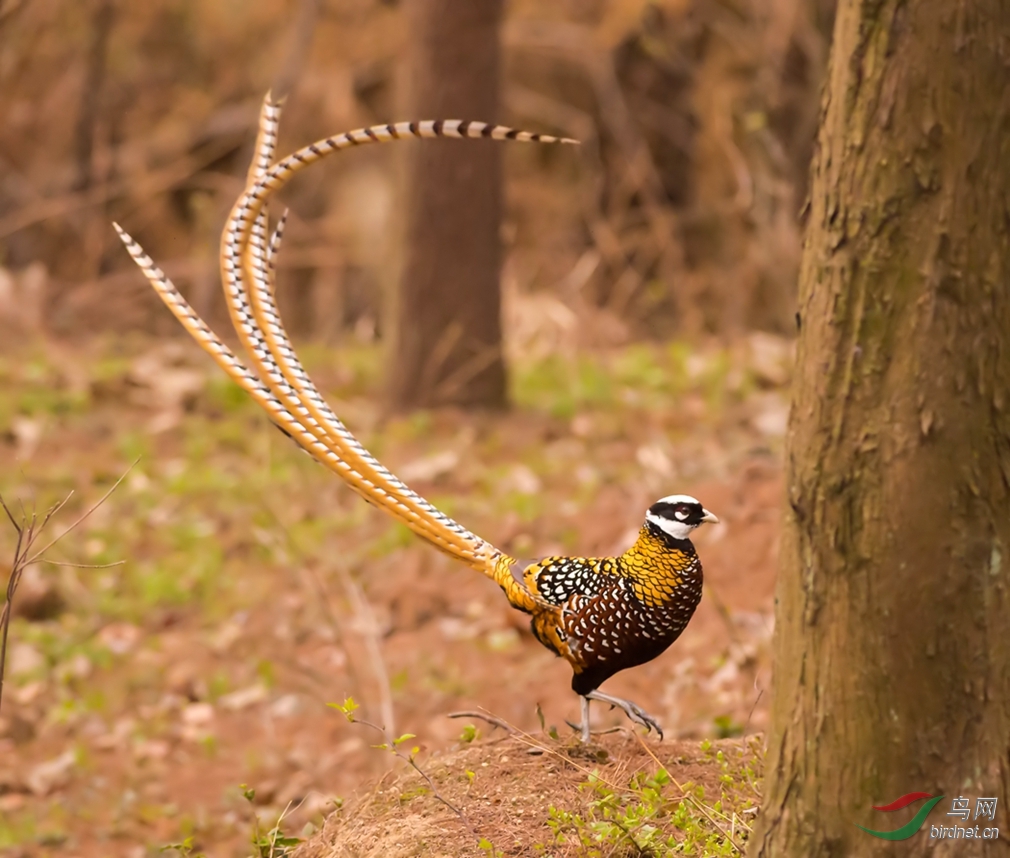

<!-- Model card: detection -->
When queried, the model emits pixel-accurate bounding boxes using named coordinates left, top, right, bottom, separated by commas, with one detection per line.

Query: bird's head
left=645, top=494, right=719, bottom=542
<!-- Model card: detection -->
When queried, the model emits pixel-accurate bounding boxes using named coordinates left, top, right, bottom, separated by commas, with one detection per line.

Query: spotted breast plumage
left=115, top=93, right=717, bottom=741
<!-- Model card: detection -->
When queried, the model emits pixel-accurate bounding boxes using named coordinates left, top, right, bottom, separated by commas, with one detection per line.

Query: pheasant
left=115, top=94, right=717, bottom=741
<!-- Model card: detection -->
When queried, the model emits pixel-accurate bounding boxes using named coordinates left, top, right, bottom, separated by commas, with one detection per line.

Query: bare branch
left=26, top=460, right=137, bottom=564
left=42, top=559, right=125, bottom=569
left=0, top=465, right=131, bottom=716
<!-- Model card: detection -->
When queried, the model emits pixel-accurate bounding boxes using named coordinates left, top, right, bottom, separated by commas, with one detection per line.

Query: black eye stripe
left=649, top=501, right=697, bottom=519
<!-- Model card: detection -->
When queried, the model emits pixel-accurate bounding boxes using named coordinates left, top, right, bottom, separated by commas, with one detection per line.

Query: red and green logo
left=857, top=792, right=945, bottom=840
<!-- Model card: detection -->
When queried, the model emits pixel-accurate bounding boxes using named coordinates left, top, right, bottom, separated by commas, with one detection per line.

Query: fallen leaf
left=8, top=642, right=44, bottom=677
left=9, top=415, right=42, bottom=459
left=134, top=739, right=171, bottom=761
left=97, top=622, right=142, bottom=655
left=269, top=694, right=302, bottom=718
left=397, top=450, right=459, bottom=482
left=181, top=702, right=215, bottom=726
left=747, top=332, right=793, bottom=387
left=219, top=684, right=268, bottom=711
left=25, top=749, right=75, bottom=796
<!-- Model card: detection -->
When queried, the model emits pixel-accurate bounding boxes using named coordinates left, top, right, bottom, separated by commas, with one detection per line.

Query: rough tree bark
left=751, top=2, right=1010, bottom=856
left=387, top=0, right=506, bottom=409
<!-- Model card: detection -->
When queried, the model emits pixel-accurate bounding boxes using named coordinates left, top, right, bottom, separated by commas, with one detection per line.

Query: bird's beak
left=700, top=509, right=719, bottom=524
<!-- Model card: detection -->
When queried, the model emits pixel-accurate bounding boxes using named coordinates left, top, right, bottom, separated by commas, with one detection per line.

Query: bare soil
left=295, top=734, right=763, bottom=858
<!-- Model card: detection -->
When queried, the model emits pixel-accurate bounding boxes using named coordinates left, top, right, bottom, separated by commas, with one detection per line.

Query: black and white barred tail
left=234, top=97, right=502, bottom=565
left=112, top=222, right=490, bottom=563
left=115, top=93, right=576, bottom=586
left=218, top=99, right=576, bottom=569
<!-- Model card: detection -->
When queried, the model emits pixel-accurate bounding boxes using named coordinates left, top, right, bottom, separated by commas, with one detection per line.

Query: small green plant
left=713, top=714, right=744, bottom=738
left=241, top=785, right=302, bottom=858
left=160, top=836, right=206, bottom=858
left=545, top=744, right=761, bottom=858
left=478, top=836, right=506, bottom=857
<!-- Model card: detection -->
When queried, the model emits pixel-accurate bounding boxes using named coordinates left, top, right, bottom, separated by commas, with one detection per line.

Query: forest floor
left=0, top=332, right=788, bottom=857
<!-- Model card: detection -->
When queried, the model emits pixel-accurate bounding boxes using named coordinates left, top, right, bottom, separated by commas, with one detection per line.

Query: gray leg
left=586, top=689, right=664, bottom=740
left=565, top=696, right=594, bottom=743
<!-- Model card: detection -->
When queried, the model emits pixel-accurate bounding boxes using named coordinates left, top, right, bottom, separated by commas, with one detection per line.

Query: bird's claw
left=619, top=702, right=664, bottom=740
left=588, top=692, right=664, bottom=740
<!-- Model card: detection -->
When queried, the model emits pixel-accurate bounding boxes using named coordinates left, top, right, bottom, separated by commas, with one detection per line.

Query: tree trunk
left=751, top=2, right=1010, bottom=856
left=387, top=0, right=506, bottom=410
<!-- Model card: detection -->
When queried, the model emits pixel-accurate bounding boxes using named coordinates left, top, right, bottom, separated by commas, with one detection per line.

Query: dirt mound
left=295, top=732, right=762, bottom=858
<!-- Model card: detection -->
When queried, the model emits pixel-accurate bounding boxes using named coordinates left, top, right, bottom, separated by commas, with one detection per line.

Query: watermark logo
left=857, top=792, right=945, bottom=841
left=857, top=793, right=1000, bottom=841
left=932, top=795, right=1000, bottom=841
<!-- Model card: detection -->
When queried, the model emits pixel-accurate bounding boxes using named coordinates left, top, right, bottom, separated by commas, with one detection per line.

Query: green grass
left=545, top=741, right=761, bottom=857
left=509, top=340, right=762, bottom=428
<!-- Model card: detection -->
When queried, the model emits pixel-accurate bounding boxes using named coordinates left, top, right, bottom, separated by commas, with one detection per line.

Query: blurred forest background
left=0, top=0, right=835, bottom=854
left=1, top=0, right=835, bottom=344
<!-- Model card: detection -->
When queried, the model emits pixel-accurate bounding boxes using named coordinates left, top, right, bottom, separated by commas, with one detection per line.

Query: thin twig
left=470, top=708, right=627, bottom=794
left=605, top=816, right=652, bottom=858
left=0, top=138, right=241, bottom=240
left=447, top=710, right=518, bottom=735
left=744, top=684, right=764, bottom=736
left=42, top=559, right=125, bottom=569
left=26, top=460, right=137, bottom=564
left=338, top=567, right=396, bottom=742
left=270, top=799, right=296, bottom=858
left=256, top=499, right=376, bottom=712
left=564, top=718, right=624, bottom=736
left=0, top=505, right=30, bottom=717
left=302, top=562, right=370, bottom=692
left=342, top=709, right=482, bottom=844
left=703, top=581, right=741, bottom=647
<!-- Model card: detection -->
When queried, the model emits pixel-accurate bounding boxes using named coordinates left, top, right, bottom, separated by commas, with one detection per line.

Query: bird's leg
left=586, top=689, right=664, bottom=740
left=564, top=696, right=594, bottom=742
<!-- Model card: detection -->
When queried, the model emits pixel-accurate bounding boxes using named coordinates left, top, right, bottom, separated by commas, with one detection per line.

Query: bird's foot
left=586, top=689, right=664, bottom=740
left=565, top=719, right=589, bottom=740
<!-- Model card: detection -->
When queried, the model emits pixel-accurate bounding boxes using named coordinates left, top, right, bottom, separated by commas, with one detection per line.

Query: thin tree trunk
left=751, top=1, right=1010, bottom=856
left=387, top=0, right=506, bottom=410
left=73, top=0, right=114, bottom=193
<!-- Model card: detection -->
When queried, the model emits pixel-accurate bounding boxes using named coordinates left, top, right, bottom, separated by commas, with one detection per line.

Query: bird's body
left=115, top=94, right=716, bottom=740
left=518, top=522, right=704, bottom=696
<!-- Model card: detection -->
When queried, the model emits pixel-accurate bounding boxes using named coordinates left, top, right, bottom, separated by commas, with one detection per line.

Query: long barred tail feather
left=115, top=95, right=573, bottom=612
left=265, top=209, right=287, bottom=290
left=112, top=224, right=500, bottom=565
left=233, top=97, right=500, bottom=568
left=222, top=102, right=576, bottom=577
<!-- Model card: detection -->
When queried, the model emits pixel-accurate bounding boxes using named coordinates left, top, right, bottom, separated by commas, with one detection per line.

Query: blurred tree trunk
left=387, top=0, right=506, bottom=410
left=73, top=0, right=114, bottom=193
left=751, top=2, right=1010, bottom=856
